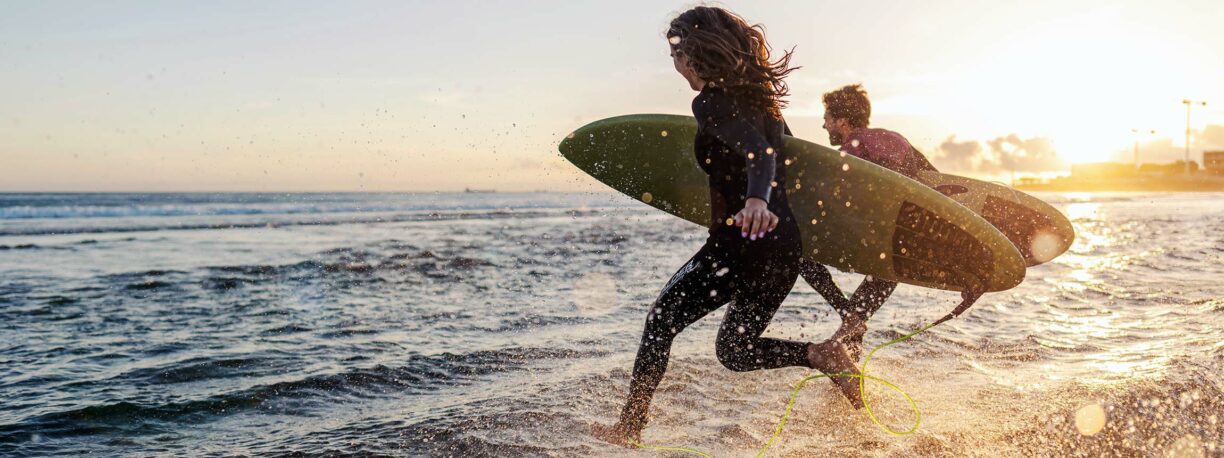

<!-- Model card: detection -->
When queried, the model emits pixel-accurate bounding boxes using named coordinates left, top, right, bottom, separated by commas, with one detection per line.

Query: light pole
left=1183, top=99, right=1207, bottom=175
left=1131, top=128, right=1155, bottom=173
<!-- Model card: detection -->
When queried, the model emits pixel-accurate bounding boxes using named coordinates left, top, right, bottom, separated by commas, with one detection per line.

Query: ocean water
left=0, top=192, right=1220, bottom=457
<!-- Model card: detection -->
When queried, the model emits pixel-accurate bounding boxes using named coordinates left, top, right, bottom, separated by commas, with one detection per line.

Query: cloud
left=930, top=135, right=982, bottom=171
left=1200, top=124, right=1224, bottom=149
left=986, top=134, right=1063, bottom=173
left=929, top=134, right=1063, bottom=173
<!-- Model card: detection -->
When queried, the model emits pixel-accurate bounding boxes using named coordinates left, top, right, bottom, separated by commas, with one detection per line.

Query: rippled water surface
left=1, top=192, right=1220, bottom=456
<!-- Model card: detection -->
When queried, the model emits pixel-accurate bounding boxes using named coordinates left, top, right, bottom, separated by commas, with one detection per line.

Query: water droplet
left=747, top=152, right=755, bottom=160
left=1030, top=231, right=1063, bottom=263
left=765, top=147, right=774, bottom=155
left=710, top=289, right=718, bottom=297
left=715, top=267, right=730, bottom=277
left=572, top=272, right=618, bottom=315
left=668, top=36, right=682, bottom=45
left=736, top=326, right=745, bottom=334
left=641, top=192, right=653, bottom=204
left=842, top=163, right=850, bottom=171
left=660, top=130, right=668, bottom=137
left=1165, top=434, right=1206, bottom=458
left=879, top=252, right=886, bottom=259
left=1075, top=403, right=1106, bottom=436
left=850, top=139, right=860, bottom=148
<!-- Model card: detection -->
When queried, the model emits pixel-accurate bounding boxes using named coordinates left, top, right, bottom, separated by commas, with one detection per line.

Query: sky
left=2, top=0, right=1223, bottom=192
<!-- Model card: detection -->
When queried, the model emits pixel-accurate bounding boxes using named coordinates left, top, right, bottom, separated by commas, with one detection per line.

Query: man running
left=798, top=84, right=945, bottom=359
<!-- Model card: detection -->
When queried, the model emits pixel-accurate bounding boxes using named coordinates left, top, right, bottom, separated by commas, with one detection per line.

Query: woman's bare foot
left=591, top=421, right=641, bottom=448
left=807, top=340, right=865, bottom=409
left=831, top=315, right=867, bottom=361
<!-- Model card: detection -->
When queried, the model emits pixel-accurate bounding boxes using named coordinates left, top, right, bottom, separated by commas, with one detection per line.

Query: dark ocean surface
left=1, top=192, right=1220, bottom=457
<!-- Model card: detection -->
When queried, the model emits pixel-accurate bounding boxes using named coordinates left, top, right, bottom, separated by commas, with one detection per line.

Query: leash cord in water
left=630, top=320, right=943, bottom=457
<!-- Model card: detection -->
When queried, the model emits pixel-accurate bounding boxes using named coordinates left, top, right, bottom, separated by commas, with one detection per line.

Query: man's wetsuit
left=617, top=85, right=807, bottom=431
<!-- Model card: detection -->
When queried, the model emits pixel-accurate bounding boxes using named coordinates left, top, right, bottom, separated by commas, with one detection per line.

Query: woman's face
left=670, top=45, right=704, bottom=91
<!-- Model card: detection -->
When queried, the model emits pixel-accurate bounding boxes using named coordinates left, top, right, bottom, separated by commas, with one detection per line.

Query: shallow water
left=1, top=192, right=1220, bottom=456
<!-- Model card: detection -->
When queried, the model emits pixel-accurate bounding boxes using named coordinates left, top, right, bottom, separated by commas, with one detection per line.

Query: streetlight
left=1183, top=99, right=1207, bottom=175
left=1131, top=128, right=1155, bottom=173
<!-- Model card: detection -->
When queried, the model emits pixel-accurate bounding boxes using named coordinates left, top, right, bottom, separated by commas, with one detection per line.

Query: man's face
left=822, top=113, right=847, bottom=146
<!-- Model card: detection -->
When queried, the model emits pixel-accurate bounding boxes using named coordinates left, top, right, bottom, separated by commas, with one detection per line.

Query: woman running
left=593, top=6, right=863, bottom=447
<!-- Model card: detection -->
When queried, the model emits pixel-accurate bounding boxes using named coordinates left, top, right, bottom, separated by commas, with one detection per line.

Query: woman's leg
left=599, top=243, right=734, bottom=442
left=714, top=257, right=809, bottom=371
left=715, top=249, right=865, bottom=408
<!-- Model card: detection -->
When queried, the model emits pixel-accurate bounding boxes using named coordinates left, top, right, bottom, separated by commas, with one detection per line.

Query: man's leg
left=798, top=259, right=851, bottom=313
left=833, top=276, right=897, bottom=360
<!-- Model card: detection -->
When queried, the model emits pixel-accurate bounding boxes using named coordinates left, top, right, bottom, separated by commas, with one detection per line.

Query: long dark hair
left=666, top=6, right=798, bottom=117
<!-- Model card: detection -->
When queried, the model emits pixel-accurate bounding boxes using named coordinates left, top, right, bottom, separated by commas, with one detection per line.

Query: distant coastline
left=1016, top=176, right=1224, bottom=192
left=1015, top=160, right=1224, bottom=192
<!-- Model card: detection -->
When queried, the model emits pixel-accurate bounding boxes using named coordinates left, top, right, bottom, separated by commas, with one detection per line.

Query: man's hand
left=734, top=197, right=778, bottom=240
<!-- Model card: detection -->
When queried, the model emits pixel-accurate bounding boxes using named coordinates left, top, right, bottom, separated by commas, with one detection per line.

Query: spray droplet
left=572, top=272, right=618, bottom=315
left=842, top=163, right=850, bottom=171
left=641, top=192, right=653, bottom=203
left=1030, top=231, right=1063, bottom=263
left=1165, top=434, right=1206, bottom=458
left=660, top=130, right=668, bottom=137
left=1075, top=403, right=1106, bottom=436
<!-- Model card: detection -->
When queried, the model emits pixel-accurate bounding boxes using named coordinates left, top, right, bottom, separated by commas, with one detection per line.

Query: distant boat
left=463, top=187, right=496, bottom=193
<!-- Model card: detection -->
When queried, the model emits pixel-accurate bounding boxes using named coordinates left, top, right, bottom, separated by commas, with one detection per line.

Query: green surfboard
left=558, top=114, right=1026, bottom=292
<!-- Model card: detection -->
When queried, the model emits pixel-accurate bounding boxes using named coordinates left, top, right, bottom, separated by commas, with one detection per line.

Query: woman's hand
left=734, top=197, right=777, bottom=240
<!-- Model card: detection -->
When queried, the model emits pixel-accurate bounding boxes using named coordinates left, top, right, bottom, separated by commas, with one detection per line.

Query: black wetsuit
left=617, top=85, right=808, bottom=431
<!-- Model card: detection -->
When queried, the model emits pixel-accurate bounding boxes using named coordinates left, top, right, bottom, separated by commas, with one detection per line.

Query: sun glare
left=927, top=7, right=1219, bottom=166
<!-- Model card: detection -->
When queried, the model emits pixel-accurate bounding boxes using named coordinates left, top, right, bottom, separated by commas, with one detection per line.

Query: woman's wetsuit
left=617, top=85, right=808, bottom=431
